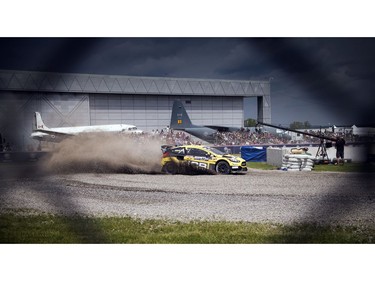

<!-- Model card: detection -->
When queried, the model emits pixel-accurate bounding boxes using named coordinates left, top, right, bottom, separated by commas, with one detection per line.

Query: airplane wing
left=33, top=129, right=73, bottom=137
left=204, top=125, right=239, bottom=132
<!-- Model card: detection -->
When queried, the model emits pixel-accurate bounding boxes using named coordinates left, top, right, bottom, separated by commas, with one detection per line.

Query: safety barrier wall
left=268, top=145, right=369, bottom=166
left=215, top=143, right=372, bottom=165
left=266, top=147, right=289, bottom=167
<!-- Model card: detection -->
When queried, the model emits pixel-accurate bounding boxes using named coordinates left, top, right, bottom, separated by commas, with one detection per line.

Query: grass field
left=246, top=162, right=278, bottom=170
left=247, top=161, right=375, bottom=173
left=1, top=213, right=373, bottom=243
left=313, top=162, right=375, bottom=173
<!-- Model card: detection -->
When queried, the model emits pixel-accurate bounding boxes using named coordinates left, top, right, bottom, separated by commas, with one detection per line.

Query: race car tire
left=215, top=161, right=230, bottom=174
left=163, top=162, right=178, bottom=174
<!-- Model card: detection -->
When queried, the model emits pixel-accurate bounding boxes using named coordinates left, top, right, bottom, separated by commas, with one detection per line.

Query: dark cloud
left=0, top=38, right=374, bottom=126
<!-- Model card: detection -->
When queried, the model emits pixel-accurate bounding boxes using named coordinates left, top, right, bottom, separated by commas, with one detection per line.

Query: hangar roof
left=0, top=69, right=269, bottom=97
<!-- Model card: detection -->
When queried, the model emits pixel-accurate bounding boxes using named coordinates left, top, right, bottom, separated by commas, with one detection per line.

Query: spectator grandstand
left=150, top=127, right=374, bottom=146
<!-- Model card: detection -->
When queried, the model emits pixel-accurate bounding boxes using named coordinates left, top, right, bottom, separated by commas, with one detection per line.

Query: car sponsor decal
left=190, top=161, right=208, bottom=169
left=193, top=156, right=209, bottom=160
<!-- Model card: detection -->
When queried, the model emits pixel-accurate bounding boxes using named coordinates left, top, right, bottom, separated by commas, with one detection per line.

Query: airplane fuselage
left=31, top=123, right=142, bottom=142
left=40, top=124, right=140, bottom=134
left=183, top=127, right=217, bottom=143
left=30, top=111, right=143, bottom=143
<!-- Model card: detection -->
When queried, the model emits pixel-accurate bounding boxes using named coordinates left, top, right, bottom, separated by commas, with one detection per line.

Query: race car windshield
left=204, top=147, right=224, bottom=155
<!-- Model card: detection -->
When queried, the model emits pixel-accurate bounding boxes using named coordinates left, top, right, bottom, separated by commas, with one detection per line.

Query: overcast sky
left=0, top=38, right=374, bottom=127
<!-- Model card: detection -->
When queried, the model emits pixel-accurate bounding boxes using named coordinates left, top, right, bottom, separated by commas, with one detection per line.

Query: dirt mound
left=43, top=134, right=163, bottom=174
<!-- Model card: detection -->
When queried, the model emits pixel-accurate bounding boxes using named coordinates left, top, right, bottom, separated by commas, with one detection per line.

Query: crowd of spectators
left=214, top=128, right=290, bottom=146
left=143, top=126, right=372, bottom=147
left=148, top=127, right=202, bottom=145
left=302, top=129, right=359, bottom=143
left=215, top=129, right=373, bottom=146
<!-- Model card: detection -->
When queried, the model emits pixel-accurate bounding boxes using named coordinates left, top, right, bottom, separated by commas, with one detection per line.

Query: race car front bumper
left=231, top=166, right=248, bottom=173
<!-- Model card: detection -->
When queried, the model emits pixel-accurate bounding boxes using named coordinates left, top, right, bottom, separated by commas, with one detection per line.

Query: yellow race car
left=161, top=145, right=247, bottom=174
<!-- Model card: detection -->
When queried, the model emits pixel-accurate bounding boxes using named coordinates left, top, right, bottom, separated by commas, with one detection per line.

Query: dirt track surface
left=1, top=164, right=374, bottom=226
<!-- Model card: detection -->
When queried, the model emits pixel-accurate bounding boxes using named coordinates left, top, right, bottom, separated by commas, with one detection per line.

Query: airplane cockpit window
left=122, top=127, right=137, bottom=132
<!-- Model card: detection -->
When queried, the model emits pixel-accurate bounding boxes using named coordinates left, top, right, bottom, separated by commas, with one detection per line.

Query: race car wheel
left=163, top=162, right=178, bottom=174
left=215, top=161, right=230, bottom=174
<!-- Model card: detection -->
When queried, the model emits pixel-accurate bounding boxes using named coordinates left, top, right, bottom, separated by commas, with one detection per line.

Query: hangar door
left=89, top=94, right=170, bottom=129
left=89, top=94, right=244, bottom=131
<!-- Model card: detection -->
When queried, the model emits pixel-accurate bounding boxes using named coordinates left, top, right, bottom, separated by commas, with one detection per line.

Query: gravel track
left=1, top=167, right=374, bottom=226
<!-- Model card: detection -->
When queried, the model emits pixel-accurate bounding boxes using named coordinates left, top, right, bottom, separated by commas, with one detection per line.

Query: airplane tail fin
left=34, top=112, right=49, bottom=130
left=170, top=100, right=193, bottom=129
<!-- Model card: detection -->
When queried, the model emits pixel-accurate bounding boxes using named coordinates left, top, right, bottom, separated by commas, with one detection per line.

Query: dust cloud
left=43, top=134, right=164, bottom=174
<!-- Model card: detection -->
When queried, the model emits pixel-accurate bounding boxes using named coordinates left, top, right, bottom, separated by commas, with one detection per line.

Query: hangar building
left=0, top=69, right=271, bottom=150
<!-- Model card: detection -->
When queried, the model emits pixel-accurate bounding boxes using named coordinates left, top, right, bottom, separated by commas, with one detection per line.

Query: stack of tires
left=281, top=154, right=315, bottom=171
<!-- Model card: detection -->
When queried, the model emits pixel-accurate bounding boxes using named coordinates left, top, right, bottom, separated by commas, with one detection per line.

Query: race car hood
left=222, top=154, right=237, bottom=158
left=222, top=154, right=243, bottom=161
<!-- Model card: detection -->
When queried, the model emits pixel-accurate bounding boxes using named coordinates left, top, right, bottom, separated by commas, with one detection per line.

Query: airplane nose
left=30, top=132, right=41, bottom=139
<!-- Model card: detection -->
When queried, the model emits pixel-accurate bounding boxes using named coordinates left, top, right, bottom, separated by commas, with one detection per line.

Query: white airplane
left=30, top=112, right=143, bottom=142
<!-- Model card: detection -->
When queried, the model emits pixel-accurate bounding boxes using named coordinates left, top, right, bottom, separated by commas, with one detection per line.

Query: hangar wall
left=0, top=70, right=270, bottom=151
left=90, top=95, right=243, bottom=129
left=0, top=91, right=243, bottom=150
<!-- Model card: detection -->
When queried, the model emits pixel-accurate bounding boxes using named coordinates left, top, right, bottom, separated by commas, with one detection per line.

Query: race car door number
left=190, top=161, right=208, bottom=168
